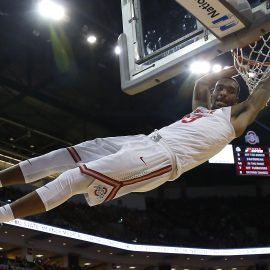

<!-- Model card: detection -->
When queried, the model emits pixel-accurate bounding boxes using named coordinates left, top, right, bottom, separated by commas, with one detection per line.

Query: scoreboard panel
left=234, top=146, right=270, bottom=176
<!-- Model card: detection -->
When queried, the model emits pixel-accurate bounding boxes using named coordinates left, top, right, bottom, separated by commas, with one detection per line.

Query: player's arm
left=231, top=76, right=270, bottom=137
left=192, top=66, right=238, bottom=110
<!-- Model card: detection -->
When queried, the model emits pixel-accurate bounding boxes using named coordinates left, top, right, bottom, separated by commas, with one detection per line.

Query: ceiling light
left=129, top=267, right=136, bottom=269
left=190, top=61, right=211, bottom=74
left=212, top=64, right=222, bottom=73
left=115, top=46, right=121, bottom=55
left=37, top=0, right=66, bottom=21
left=87, top=35, right=97, bottom=44
left=0, top=247, right=3, bottom=250
left=118, top=217, right=123, bottom=223
left=84, top=263, right=91, bottom=266
left=116, top=266, right=121, bottom=269
left=36, top=254, right=44, bottom=258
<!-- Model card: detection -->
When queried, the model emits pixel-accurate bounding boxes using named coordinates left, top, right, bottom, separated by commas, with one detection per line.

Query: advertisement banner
left=175, top=0, right=248, bottom=38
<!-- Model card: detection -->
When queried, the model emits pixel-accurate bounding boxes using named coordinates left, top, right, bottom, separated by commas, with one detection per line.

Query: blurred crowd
left=0, top=251, right=89, bottom=270
left=1, top=186, right=270, bottom=248
left=0, top=254, right=78, bottom=270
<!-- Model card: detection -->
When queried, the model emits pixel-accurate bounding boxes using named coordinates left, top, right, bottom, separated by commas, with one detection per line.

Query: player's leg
left=0, top=137, right=129, bottom=188
left=0, top=167, right=94, bottom=223
left=0, top=148, right=78, bottom=187
left=9, top=190, right=46, bottom=219
left=0, top=165, right=25, bottom=187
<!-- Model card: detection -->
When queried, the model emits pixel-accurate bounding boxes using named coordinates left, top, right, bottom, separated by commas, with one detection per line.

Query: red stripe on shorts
left=106, top=165, right=172, bottom=201
left=79, top=164, right=172, bottom=202
left=67, top=147, right=81, bottom=163
left=80, top=164, right=121, bottom=187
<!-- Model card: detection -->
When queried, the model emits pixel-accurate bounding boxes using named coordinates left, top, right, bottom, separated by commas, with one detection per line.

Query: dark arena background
left=1, top=0, right=270, bottom=270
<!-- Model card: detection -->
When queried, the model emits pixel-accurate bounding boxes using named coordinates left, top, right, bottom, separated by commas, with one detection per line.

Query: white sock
left=0, top=204, right=14, bottom=223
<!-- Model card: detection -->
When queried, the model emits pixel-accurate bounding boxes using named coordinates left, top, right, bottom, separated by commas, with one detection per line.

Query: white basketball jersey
left=158, top=106, right=236, bottom=175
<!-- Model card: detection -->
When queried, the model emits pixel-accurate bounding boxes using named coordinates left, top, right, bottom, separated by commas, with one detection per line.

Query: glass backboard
left=119, top=0, right=270, bottom=95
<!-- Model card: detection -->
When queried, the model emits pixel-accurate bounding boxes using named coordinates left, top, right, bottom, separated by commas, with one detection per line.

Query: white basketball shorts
left=69, top=134, right=177, bottom=206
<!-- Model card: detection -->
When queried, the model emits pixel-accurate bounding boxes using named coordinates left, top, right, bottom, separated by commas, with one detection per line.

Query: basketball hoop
left=232, top=32, right=270, bottom=94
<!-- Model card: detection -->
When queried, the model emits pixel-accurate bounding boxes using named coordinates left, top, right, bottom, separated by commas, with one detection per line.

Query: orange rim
left=232, top=51, right=270, bottom=66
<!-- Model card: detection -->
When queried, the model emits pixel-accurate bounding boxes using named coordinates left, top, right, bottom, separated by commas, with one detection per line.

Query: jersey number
left=181, top=114, right=202, bottom=123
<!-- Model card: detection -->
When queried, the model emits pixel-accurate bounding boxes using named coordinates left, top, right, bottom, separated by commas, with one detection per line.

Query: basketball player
left=0, top=66, right=269, bottom=223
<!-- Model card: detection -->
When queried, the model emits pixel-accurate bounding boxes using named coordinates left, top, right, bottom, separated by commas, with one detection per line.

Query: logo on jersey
left=140, top=156, right=147, bottom=166
left=94, top=185, right=108, bottom=199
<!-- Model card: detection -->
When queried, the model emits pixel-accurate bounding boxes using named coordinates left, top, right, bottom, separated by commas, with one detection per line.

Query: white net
left=232, top=32, right=270, bottom=94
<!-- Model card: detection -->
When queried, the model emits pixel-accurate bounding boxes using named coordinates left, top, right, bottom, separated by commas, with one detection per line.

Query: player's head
left=211, top=77, right=240, bottom=109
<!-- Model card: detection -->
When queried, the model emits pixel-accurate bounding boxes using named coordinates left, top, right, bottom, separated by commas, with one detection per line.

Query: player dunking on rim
left=0, top=64, right=269, bottom=223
